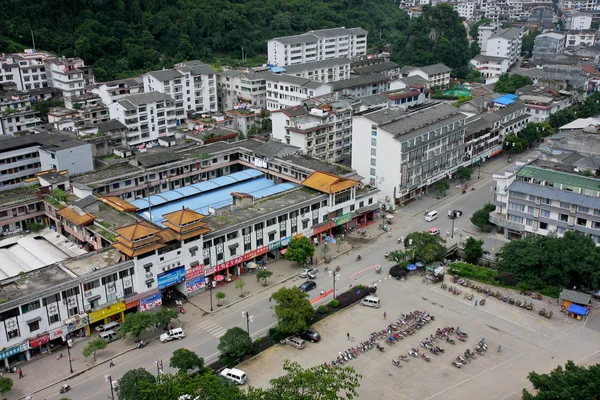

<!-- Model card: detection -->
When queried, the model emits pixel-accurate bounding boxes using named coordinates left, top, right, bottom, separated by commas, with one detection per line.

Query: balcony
left=489, top=213, right=524, bottom=231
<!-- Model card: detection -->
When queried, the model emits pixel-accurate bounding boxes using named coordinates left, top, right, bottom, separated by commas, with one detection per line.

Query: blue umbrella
left=407, top=264, right=417, bottom=271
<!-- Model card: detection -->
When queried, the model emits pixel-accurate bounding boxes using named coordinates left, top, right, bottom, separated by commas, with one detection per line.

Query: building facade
left=470, top=55, right=511, bottom=81
left=486, top=27, right=523, bottom=66
left=565, top=30, right=596, bottom=47
left=533, top=33, right=567, bottom=58
left=218, top=71, right=268, bottom=111
left=265, top=74, right=332, bottom=111
left=478, top=24, right=499, bottom=55
left=279, top=58, right=351, bottom=83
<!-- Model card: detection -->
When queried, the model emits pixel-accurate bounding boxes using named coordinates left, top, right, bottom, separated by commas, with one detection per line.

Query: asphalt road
left=33, top=178, right=497, bottom=400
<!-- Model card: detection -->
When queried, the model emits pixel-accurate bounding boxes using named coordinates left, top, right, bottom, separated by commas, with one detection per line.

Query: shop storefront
left=311, top=221, right=334, bottom=244
left=65, top=313, right=89, bottom=341
left=185, top=263, right=205, bottom=297
left=139, top=292, right=162, bottom=311
left=352, top=205, right=379, bottom=228
left=158, top=265, right=186, bottom=300
left=0, top=342, right=30, bottom=368
left=88, top=302, right=126, bottom=335
left=205, top=245, right=269, bottom=280
left=48, top=326, right=67, bottom=349
left=28, top=334, right=50, bottom=359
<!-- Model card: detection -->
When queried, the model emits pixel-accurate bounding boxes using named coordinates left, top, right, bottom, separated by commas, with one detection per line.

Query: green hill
left=0, top=0, right=410, bottom=81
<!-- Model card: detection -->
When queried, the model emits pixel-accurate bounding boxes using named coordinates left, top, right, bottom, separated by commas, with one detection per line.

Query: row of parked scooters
left=452, top=339, right=488, bottom=368
left=331, top=337, right=386, bottom=366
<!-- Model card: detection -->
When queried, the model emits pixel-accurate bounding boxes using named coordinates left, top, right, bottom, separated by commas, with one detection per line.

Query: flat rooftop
left=204, top=187, right=319, bottom=231
left=520, top=163, right=600, bottom=192
left=71, top=163, right=143, bottom=185
left=0, top=184, right=40, bottom=207
left=62, top=247, right=123, bottom=276
left=0, top=264, right=73, bottom=305
left=132, top=169, right=297, bottom=226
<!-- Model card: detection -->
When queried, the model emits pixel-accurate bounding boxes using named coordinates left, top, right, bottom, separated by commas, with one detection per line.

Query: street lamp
left=105, top=374, right=117, bottom=400
left=67, top=339, right=73, bottom=373
left=449, top=211, right=458, bottom=238
left=155, top=359, right=163, bottom=377
left=459, top=233, right=464, bottom=245
left=329, top=270, right=340, bottom=299
left=241, top=311, right=253, bottom=336
left=206, top=278, right=213, bottom=312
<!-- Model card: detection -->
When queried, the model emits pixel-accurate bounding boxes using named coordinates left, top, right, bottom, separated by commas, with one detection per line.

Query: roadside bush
left=336, top=285, right=370, bottom=308
left=317, top=305, right=329, bottom=314
left=540, top=285, right=561, bottom=298
left=269, top=327, right=285, bottom=342
left=517, top=281, right=531, bottom=291
left=495, top=271, right=518, bottom=286
left=448, top=262, right=497, bottom=284
left=328, top=299, right=340, bottom=308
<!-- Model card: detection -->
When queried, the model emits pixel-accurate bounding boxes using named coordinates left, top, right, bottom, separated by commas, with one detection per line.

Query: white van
left=99, top=330, right=118, bottom=342
left=425, top=210, right=438, bottom=222
left=95, top=321, right=121, bottom=333
left=361, top=296, right=381, bottom=308
left=220, top=368, right=247, bottom=385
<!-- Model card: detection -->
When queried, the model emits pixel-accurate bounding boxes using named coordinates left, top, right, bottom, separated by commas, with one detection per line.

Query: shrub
left=517, top=281, right=531, bottom=291
left=448, top=262, right=497, bottom=284
left=328, top=299, right=340, bottom=308
left=269, top=327, right=285, bottom=342
left=254, top=337, right=262, bottom=346
left=317, top=305, right=328, bottom=314
left=336, top=285, right=370, bottom=308
left=495, top=271, right=518, bottom=286
left=540, top=285, right=561, bottom=298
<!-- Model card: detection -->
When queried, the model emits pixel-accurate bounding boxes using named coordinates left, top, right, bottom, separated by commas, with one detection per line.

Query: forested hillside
left=0, top=0, right=410, bottom=81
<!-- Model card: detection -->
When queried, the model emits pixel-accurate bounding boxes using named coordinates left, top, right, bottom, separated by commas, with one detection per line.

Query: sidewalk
left=10, top=319, right=184, bottom=399
left=187, top=240, right=357, bottom=314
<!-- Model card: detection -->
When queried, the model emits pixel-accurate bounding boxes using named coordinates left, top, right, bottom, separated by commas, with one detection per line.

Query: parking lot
left=240, top=276, right=600, bottom=400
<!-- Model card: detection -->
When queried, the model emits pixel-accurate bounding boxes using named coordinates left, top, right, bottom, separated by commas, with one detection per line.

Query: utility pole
left=241, top=311, right=253, bottom=336
left=67, top=339, right=73, bottom=373
left=105, top=374, right=115, bottom=400
left=329, top=270, right=340, bottom=299
left=207, top=278, right=213, bottom=311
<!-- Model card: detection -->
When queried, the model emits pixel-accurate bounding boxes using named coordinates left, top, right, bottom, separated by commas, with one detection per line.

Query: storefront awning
left=568, top=303, right=588, bottom=316
left=87, top=295, right=101, bottom=302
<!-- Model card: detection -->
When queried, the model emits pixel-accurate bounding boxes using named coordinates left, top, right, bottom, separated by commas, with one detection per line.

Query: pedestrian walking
left=109, top=359, right=115, bottom=367
left=388, top=230, right=392, bottom=238
left=456, top=326, right=460, bottom=333
left=383, top=311, right=387, bottom=320
left=475, top=300, right=478, bottom=307
left=498, top=345, right=501, bottom=352
left=342, top=233, right=345, bottom=240
left=347, top=332, right=350, bottom=340
left=18, top=368, right=23, bottom=379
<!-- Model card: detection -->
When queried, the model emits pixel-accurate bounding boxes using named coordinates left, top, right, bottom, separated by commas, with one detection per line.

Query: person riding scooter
left=356, top=254, right=362, bottom=261
left=384, top=252, right=389, bottom=259
left=60, top=384, right=71, bottom=393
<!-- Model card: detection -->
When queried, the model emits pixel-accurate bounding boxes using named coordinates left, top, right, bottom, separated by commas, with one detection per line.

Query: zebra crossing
left=197, top=320, right=227, bottom=338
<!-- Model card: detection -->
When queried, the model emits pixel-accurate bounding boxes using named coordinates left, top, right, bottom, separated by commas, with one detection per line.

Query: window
left=370, top=168, right=376, bottom=176
left=559, top=214, right=569, bottom=222
left=371, top=138, right=377, bottom=146
left=528, top=195, right=537, bottom=202
left=579, top=206, right=590, bottom=213
left=539, top=222, right=548, bottom=230
left=371, top=130, right=377, bottom=136
left=541, top=198, right=551, bottom=205
left=268, top=232, right=276, bottom=241
left=508, top=202, right=525, bottom=212
left=230, top=246, right=237, bottom=256
left=370, top=158, right=376, bottom=166
left=526, top=218, right=533, bottom=226
left=21, top=300, right=41, bottom=314
left=560, top=202, right=570, bottom=208
left=28, top=321, right=40, bottom=332
left=508, top=215, right=523, bottom=223
left=511, top=192, right=526, bottom=199
left=83, top=280, right=100, bottom=291
left=577, top=217, right=587, bottom=226
left=254, top=222, right=264, bottom=231
left=227, top=232, right=238, bottom=240
left=541, top=210, right=550, bottom=218
left=527, top=206, right=535, bottom=214
left=266, top=218, right=276, bottom=226
left=557, top=226, right=567, bottom=234
left=371, top=148, right=376, bottom=156
left=49, top=314, right=60, bottom=324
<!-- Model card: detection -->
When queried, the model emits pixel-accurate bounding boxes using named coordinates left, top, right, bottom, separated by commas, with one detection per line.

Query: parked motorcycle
left=356, top=255, right=362, bottom=262
left=446, top=338, right=456, bottom=345
left=421, top=353, right=431, bottom=362
left=392, top=359, right=402, bottom=367
left=452, top=361, right=462, bottom=368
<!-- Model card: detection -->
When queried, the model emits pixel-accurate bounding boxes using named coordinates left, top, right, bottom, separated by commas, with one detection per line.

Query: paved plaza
left=240, top=275, right=600, bottom=400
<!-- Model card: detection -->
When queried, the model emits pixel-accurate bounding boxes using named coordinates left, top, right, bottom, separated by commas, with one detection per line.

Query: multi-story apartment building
left=108, top=91, right=184, bottom=147
left=515, top=85, right=573, bottom=122
left=279, top=58, right=351, bottom=83
left=352, top=102, right=467, bottom=203
left=143, top=61, right=218, bottom=114
left=0, top=95, right=41, bottom=136
left=492, top=160, right=600, bottom=243
left=451, top=1, right=476, bottom=19
left=486, top=27, right=523, bottom=67
left=565, top=30, right=596, bottom=47
left=478, top=24, right=499, bottom=56
left=92, top=78, right=144, bottom=105
left=565, top=11, right=593, bottom=29
left=533, top=33, right=566, bottom=58
left=0, top=50, right=50, bottom=91
left=45, top=56, right=87, bottom=99
left=495, top=101, right=531, bottom=136
left=529, top=7, right=555, bottom=30
left=463, top=113, right=503, bottom=165
left=399, top=64, right=452, bottom=87
left=351, top=59, right=401, bottom=81
left=218, top=71, right=268, bottom=111
left=559, top=0, right=600, bottom=13
left=267, top=27, right=368, bottom=66
left=331, top=74, right=391, bottom=98
left=265, top=74, right=332, bottom=111
left=470, top=55, right=511, bottom=82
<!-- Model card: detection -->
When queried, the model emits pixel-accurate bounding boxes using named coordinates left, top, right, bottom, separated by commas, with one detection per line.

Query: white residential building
left=108, top=91, right=184, bottom=147
left=45, top=56, right=87, bottom=99
left=515, top=85, right=573, bottom=123
left=470, top=55, right=511, bottom=82
left=452, top=1, right=476, bottom=19
left=279, top=58, right=351, bottom=83
left=559, top=0, right=600, bottom=13
left=265, top=74, right=332, bottom=111
left=143, top=61, right=218, bottom=114
left=331, top=74, right=390, bottom=98
left=0, top=50, right=49, bottom=91
left=267, top=27, right=368, bottom=66
left=399, top=64, right=452, bottom=87
left=532, top=33, right=567, bottom=58
left=0, top=96, right=41, bottom=136
left=218, top=71, right=268, bottom=111
left=486, top=27, right=523, bottom=67
left=478, top=24, right=499, bottom=55
left=92, top=78, right=143, bottom=105
left=566, top=12, right=593, bottom=29
left=352, top=102, right=467, bottom=203
left=566, top=30, right=596, bottom=47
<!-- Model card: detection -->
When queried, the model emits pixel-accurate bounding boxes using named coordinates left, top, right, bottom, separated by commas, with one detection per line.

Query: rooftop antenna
left=31, top=29, right=36, bottom=51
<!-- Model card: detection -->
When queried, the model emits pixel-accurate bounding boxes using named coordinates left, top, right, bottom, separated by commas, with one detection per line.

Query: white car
left=299, top=268, right=318, bottom=279
left=160, top=327, right=185, bottom=342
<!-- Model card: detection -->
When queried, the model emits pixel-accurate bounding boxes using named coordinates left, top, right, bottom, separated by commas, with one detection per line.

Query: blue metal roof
left=271, top=66, right=286, bottom=73
left=131, top=169, right=264, bottom=209
left=567, top=303, right=588, bottom=316
left=504, top=94, right=519, bottom=100
left=494, top=95, right=515, bottom=105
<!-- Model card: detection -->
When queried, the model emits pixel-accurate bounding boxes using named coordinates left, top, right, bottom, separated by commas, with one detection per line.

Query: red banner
left=313, top=221, right=334, bottom=235
left=185, top=264, right=205, bottom=280
left=212, top=245, right=269, bottom=274
left=125, top=299, right=140, bottom=310
left=30, top=334, right=50, bottom=348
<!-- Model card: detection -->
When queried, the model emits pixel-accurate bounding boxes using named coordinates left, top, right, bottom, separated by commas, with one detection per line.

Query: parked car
left=299, top=268, right=318, bottom=279
left=284, top=336, right=307, bottom=349
left=298, top=329, right=321, bottom=343
left=298, top=280, right=317, bottom=292
left=160, top=327, right=185, bottom=342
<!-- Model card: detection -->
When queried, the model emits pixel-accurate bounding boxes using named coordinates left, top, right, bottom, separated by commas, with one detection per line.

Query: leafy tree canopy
left=549, top=91, right=600, bottom=129
left=494, top=74, right=533, bottom=94
left=522, top=361, right=600, bottom=400
left=270, top=287, right=315, bottom=334
left=120, top=311, right=159, bottom=337
left=118, top=368, right=156, bottom=400
left=82, top=337, right=108, bottom=358
left=0, top=377, right=13, bottom=395
left=257, top=269, right=273, bottom=286
left=470, top=203, right=495, bottom=231
left=456, top=166, right=472, bottom=182
left=217, top=327, right=253, bottom=359
left=463, top=237, right=484, bottom=263
left=405, top=231, right=446, bottom=263
left=170, top=348, right=205, bottom=372
left=285, top=236, right=315, bottom=265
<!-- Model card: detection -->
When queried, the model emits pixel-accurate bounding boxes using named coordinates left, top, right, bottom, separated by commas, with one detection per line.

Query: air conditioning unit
left=84, top=304, right=91, bottom=311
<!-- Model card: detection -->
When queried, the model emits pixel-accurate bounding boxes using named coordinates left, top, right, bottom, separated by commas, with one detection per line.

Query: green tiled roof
left=517, top=165, right=600, bottom=192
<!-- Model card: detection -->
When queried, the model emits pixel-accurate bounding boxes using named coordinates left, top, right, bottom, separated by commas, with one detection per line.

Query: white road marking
left=196, top=320, right=227, bottom=337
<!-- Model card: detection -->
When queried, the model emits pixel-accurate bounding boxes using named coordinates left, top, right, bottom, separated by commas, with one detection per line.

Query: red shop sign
left=125, top=299, right=140, bottom=310
left=212, top=246, right=269, bottom=274
left=30, top=334, right=50, bottom=348
left=312, top=221, right=334, bottom=235
left=185, top=264, right=205, bottom=280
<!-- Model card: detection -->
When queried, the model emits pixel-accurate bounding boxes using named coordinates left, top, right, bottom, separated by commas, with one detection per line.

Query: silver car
left=299, top=268, right=318, bottom=279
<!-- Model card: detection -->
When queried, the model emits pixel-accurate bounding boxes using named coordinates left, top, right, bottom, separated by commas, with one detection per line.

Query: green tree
left=0, top=377, right=13, bottom=395
left=435, top=180, right=449, bottom=196
left=456, top=166, right=472, bottom=182
left=463, top=237, right=484, bottom=263
left=504, top=134, right=529, bottom=154
left=522, top=361, right=600, bottom=400
left=31, top=99, right=65, bottom=122
left=169, top=348, right=205, bottom=372
left=216, top=291, right=226, bottom=306
left=518, top=122, right=554, bottom=147
left=404, top=231, right=447, bottom=263
left=388, top=250, right=408, bottom=266
left=256, top=270, right=273, bottom=286
left=218, top=327, right=253, bottom=359
left=246, top=360, right=362, bottom=400
left=270, top=287, right=315, bottom=334
left=117, top=368, right=156, bottom=400
left=284, top=236, right=315, bottom=266
left=139, top=370, right=247, bottom=400
left=522, top=30, right=541, bottom=57
left=82, top=337, right=108, bottom=359
left=154, top=308, right=178, bottom=326
left=494, top=74, right=533, bottom=94
left=120, top=311, right=156, bottom=337
left=470, top=203, right=496, bottom=231
left=235, top=278, right=246, bottom=297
